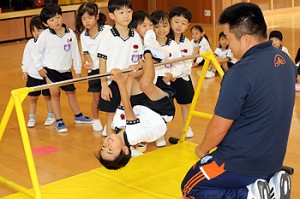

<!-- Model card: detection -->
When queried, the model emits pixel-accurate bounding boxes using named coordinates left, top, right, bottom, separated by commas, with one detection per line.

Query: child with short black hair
left=21, top=15, right=55, bottom=128
left=97, top=0, right=143, bottom=136
left=33, top=4, right=92, bottom=133
left=295, top=47, right=300, bottom=91
left=269, top=30, right=290, bottom=57
left=169, top=6, right=195, bottom=138
left=76, top=2, right=111, bottom=132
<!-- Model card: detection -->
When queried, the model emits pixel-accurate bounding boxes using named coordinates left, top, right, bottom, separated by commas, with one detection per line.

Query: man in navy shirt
left=181, top=3, right=295, bottom=199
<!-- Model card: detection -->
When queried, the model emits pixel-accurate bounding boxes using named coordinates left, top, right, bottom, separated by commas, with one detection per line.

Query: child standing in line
left=190, top=25, right=211, bottom=68
left=168, top=6, right=195, bottom=138
left=269, top=30, right=290, bottom=57
left=213, top=31, right=237, bottom=72
left=33, top=5, right=92, bottom=133
left=295, top=47, right=300, bottom=91
left=151, top=10, right=184, bottom=146
left=22, top=16, right=55, bottom=128
left=97, top=0, right=143, bottom=136
left=76, top=2, right=111, bottom=132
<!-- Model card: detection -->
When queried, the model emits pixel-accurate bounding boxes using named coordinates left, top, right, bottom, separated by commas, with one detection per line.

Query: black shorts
left=130, top=87, right=175, bottom=118
left=98, top=81, right=121, bottom=113
left=171, top=76, right=194, bottom=104
left=87, top=69, right=101, bottom=92
left=26, top=75, right=50, bottom=97
left=45, top=67, right=76, bottom=91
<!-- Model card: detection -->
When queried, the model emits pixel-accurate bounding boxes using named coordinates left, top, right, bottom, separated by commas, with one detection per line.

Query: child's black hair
left=218, top=31, right=229, bottom=49
left=96, top=148, right=131, bottom=170
left=269, top=30, right=283, bottom=41
left=295, top=47, right=300, bottom=64
left=76, top=2, right=107, bottom=37
left=190, top=24, right=210, bottom=44
left=30, top=15, right=45, bottom=36
left=129, top=10, right=152, bottom=29
left=108, top=0, right=132, bottom=13
left=168, top=6, right=192, bottom=40
left=151, top=10, right=170, bottom=26
left=40, top=4, right=62, bottom=24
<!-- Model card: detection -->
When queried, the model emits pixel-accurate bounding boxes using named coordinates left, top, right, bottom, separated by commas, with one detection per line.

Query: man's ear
left=109, top=13, right=115, bottom=20
left=121, top=146, right=129, bottom=155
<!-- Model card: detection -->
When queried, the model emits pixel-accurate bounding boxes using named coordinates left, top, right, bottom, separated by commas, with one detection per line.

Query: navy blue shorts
left=98, top=81, right=120, bottom=113
left=171, top=76, right=194, bottom=104
left=26, top=75, right=50, bottom=97
left=87, top=69, right=101, bottom=92
left=44, top=67, right=75, bottom=91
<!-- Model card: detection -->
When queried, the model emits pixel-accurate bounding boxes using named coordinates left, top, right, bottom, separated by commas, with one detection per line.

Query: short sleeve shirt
left=212, top=41, right=296, bottom=176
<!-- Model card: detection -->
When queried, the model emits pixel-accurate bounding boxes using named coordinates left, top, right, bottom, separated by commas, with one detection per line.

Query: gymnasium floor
left=0, top=8, right=300, bottom=199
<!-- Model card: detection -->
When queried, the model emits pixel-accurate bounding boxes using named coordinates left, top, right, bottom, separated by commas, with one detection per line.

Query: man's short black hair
left=219, top=2, right=267, bottom=40
left=169, top=6, right=192, bottom=23
left=269, top=30, right=283, bottom=41
left=129, top=10, right=152, bottom=29
left=40, top=4, right=62, bottom=24
left=108, top=0, right=132, bottom=13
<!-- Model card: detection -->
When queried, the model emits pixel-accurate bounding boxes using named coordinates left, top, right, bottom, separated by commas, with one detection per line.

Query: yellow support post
left=179, top=51, right=225, bottom=142
left=0, top=87, right=42, bottom=199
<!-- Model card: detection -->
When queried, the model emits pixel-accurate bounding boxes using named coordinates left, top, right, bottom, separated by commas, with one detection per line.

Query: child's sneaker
left=186, top=127, right=194, bottom=138
left=295, top=83, right=300, bottom=92
left=44, top=117, right=55, bottom=126
left=75, top=115, right=93, bottom=124
left=27, top=119, right=35, bottom=128
left=55, top=120, right=68, bottom=133
left=136, top=143, right=147, bottom=153
left=205, top=69, right=216, bottom=79
left=247, top=179, right=271, bottom=199
left=92, top=119, right=103, bottom=132
left=144, top=30, right=169, bottom=61
left=269, top=171, right=291, bottom=199
left=130, top=146, right=144, bottom=158
left=155, top=136, right=166, bottom=147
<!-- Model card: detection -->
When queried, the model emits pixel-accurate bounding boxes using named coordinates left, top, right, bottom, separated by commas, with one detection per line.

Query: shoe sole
left=57, top=128, right=68, bottom=133
left=75, top=121, right=93, bottom=124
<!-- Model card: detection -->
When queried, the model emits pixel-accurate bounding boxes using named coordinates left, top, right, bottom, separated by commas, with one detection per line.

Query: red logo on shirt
left=133, top=44, right=139, bottom=49
left=274, top=54, right=286, bottom=67
left=181, top=49, right=188, bottom=53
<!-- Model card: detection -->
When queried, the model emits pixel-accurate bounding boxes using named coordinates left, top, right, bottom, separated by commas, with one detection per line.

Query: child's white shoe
left=27, top=119, right=36, bottom=128
left=92, top=119, right=103, bottom=132
left=155, top=136, right=166, bottom=147
left=102, top=125, right=107, bottom=137
left=185, top=127, right=194, bottom=138
left=44, top=117, right=55, bottom=126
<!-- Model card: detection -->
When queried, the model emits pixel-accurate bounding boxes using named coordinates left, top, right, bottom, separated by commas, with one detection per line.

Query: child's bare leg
left=29, top=96, right=38, bottom=115
left=106, top=112, right=115, bottom=135
left=221, top=62, right=229, bottom=72
left=49, top=87, right=62, bottom=119
left=92, top=92, right=100, bottom=119
left=65, top=90, right=81, bottom=115
left=44, top=95, right=53, bottom=114
left=139, top=52, right=168, bottom=101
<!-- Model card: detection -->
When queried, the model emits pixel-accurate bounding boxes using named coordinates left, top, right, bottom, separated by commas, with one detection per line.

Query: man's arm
left=195, top=114, right=233, bottom=159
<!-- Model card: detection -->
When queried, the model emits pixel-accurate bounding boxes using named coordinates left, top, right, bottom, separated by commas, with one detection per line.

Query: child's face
left=32, top=26, right=44, bottom=40
left=170, top=15, right=189, bottom=35
left=153, top=19, right=170, bottom=40
left=100, top=133, right=127, bottom=161
left=219, top=36, right=229, bottom=49
left=135, top=17, right=153, bottom=39
left=191, top=28, right=203, bottom=42
left=45, top=13, right=63, bottom=30
left=270, top=37, right=282, bottom=49
left=110, top=6, right=133, bottom=27
left=81, top=12, right=99, bottom=30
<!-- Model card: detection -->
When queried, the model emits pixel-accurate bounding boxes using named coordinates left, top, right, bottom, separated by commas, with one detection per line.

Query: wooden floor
left=0, top=9, right=300, bottom=198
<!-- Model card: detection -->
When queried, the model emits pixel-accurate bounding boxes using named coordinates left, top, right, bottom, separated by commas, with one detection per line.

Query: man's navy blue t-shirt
left=212, top=41, right=296, bottom=176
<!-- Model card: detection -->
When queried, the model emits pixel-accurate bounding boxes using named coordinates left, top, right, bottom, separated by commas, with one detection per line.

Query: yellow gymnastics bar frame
left=0, top=51, right=223, bottom=199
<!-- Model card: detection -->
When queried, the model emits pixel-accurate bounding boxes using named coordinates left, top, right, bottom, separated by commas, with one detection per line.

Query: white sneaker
left=296, top=83, right=300, bottom=92
left=92, top=119, right=103, bottom=132
left=186, top=127, right=194, bottom=138
left=144, top=30, right=169, bottom=61
left=269, top=171, right=291, bottom=199
left=155, top=136, right=166, bottom=147
left=27, top=119, right=35, bottom=128
left=247, top=179, right=271, bottom=199
left=44, top=117, right=55, bottom=126
left=130, top=146, right=144, bottom=157
left=102, top=125, right=107, bottom=136
left=205, top=70, right=215, bottom=79
left=136, top=143, right=147, bottom=153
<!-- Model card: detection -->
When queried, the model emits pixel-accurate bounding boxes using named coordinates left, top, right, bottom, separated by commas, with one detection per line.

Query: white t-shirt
left=155, top=38, right=184, bottom=78
left=113, top=105, right=167, bottom=145
left=280, top=46, right=290, bottom=57
left=21, top=38, right=43, bottom=80
left=33, top=24, right=82, bottom=74
left=214, top=47, right=237, bottom=64
left=177, top=34, right=193, bottom=79
left=97, top=26, right=143, bottom=74
left=191, top=37, right=211, bottom=64
left=80, top=24, right=111, bottom=72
